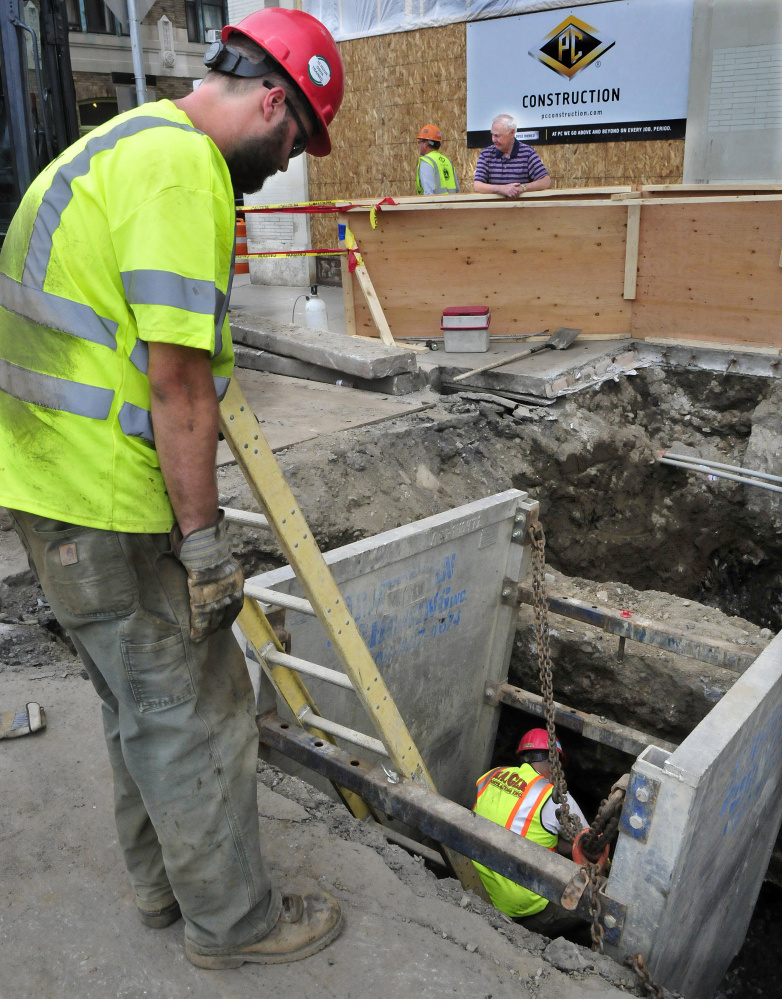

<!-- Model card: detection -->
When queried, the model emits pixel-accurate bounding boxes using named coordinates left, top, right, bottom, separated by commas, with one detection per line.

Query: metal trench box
left=248, top=489, right=529, bottom=808
left=246, top=491, right=782, bottom=999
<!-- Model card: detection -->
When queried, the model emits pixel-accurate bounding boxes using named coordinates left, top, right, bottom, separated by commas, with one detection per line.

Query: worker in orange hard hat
left=2, top=6, right=345, bottom=973
left=416, top=123, right=459, bottom=195
left=472, top=728, right=590, bottom=936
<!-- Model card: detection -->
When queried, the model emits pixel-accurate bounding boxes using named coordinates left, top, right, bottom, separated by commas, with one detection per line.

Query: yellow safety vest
left=0, top=100, right=235, bottom=533
left=416, top=151, right=459, bottom=195
left=472, top=763, right=558, bottom=917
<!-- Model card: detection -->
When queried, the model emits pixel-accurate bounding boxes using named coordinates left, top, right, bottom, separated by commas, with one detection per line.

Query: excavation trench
left=223, top=364, right=782, bottom=912
left=225, top=364, right=782, bottom=748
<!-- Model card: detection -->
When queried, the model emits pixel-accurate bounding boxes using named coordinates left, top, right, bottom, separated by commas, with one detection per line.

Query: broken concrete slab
left=434, top=340, right=642, bottom=399
left=234, top=344, right=427, bottom=396
left=230, top=311, right=417, bottom=380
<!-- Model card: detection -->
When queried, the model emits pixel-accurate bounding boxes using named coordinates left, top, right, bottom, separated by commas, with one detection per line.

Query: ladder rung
left=298, top=706, right=389, bottom=757
left=223, top=507, right=270, bottom=529
left=264, top=647, right=355, bottom=690
left=245, top=584, right=316, bottom=617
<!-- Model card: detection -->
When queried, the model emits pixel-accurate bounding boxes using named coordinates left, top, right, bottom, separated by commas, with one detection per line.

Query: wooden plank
left=350, top=203, right=631, bottom=340
left=631, top=201, right=782, bottom=347
left=354, top=259, right=396, bottom=347
left=623, top=203, right=641, bottom=300
left=646, top=337, right=781, bottom=356
left=345, top=195, right=782, bottom=216
left=640, top=184, right=782, bottom=196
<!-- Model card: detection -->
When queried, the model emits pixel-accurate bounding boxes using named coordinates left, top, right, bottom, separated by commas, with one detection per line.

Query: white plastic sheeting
left=302, top=0, right=616, bottom=42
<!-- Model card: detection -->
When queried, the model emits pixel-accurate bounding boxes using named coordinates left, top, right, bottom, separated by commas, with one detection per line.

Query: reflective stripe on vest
left=22, top=117, right=198, bottom=289
left=0, top=356, right=113, bottom=419
left=118, top=400, right=155, bottom=443
left=213, top=246, right=235, bottom=357
left=503, top=773, right=549, bottom=832
left=0, top=272, right=118, bottom=350
left=117, top=374, right=231, bottom=443
left=121, top=270, right=217, bottom=315
left=475, top=767, right=504, bottom=799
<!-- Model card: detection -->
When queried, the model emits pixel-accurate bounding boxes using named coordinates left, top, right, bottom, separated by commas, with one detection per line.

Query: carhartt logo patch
left=530, top=15, right=615, bottom=80
left=59, top=543, right=78, bottom=566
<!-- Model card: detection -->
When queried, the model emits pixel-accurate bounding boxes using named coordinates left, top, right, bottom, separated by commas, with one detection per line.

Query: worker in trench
left=0, top=8, right=346, bottom=971
left=472, top=728, right=593, bottom=936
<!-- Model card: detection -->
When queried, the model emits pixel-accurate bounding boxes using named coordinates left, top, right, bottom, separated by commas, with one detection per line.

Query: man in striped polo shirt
left=473, top=114, right=551, bottom=198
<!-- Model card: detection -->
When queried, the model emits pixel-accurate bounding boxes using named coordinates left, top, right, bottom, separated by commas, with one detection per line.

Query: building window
left=78, top=98, right=118, bottom=134
left=68, top=0, right=125, bottom=34
left=185, top=0, right=226, bottom=44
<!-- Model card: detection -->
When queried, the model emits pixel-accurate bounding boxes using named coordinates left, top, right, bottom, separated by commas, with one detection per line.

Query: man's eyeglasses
left=263, top=81, right=310, bottom=158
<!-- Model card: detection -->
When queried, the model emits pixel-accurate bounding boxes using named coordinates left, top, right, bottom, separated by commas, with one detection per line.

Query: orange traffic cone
left=235, top=218, right=249, bottom=274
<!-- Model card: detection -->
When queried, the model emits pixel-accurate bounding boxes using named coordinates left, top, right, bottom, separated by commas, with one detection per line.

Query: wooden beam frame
left=338, top=185, right=782, bottom=351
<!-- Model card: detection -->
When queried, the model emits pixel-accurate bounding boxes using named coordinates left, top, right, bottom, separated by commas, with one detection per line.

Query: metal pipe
left=264, top=647, right=354, bottom=690
left=296, top=706, right=389, bottom=757
left=244, top=585, right=315, bottom=616
left=258, top=713, right=626, bottom=943
left=491, top=683, right=678, bottom=756
left=126, top=0, right=147, bottom=106
left=223, top=508, right=270, bottom=529
left=660, top=451, right=782, bottom=486
left=658, top=456, right=782, bottom=495
left=513, top=583, right=758, bottom=673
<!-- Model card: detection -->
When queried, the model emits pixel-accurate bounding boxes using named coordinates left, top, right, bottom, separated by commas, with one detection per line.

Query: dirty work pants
left=10, top=510, right=281, bottom=954
left=515, top=899, right=582, bottom=937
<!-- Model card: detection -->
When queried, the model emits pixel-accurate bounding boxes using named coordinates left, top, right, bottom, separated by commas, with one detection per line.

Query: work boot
left=137, top=896, right=182, bottom=929
left=185, top=892, right=343, bottom=970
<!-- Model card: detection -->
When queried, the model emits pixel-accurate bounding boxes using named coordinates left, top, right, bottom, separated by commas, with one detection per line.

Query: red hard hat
left=516, top=728, right=568, bottom=767
left=417, top=123, right=442, bottom=142
left=222, top=9, right=344, bottom=157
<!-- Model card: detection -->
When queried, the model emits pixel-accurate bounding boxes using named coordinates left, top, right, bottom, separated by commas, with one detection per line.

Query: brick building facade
left=68, top=0, right=229, bottom=130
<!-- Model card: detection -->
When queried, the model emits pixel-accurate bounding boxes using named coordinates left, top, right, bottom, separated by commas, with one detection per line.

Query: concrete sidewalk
left=229, top=273, right=347, bottom=334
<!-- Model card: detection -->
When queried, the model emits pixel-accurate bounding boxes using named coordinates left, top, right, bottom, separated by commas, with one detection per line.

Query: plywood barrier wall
left=341, top=194, right=782, bottom=348
left=631, top=201, right=782, bottom=346
left=308, top=20, right=685, bottom=252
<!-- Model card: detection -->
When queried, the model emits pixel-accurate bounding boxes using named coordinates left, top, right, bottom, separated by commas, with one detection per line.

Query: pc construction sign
left=466, top=0, right=693, bottom=145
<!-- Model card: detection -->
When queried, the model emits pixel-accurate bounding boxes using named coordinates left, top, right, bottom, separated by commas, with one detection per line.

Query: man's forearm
left=148, top=341, right=220, bottom=536
left=525, top=176, right=552, bottom=192
left=473, top=181, right=501, bottom=194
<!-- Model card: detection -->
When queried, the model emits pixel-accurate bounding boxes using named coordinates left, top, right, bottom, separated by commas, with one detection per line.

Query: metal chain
left=624, top=955, right=665, bottom=999
left=528, top=522, right=582, bottom=842
left=581, top=786, right=625, bottom=857
left=586, top=862, right=606, bottom=954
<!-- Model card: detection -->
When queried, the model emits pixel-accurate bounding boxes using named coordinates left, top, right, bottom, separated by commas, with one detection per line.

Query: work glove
left=171, top=510, right=244, bottom=643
